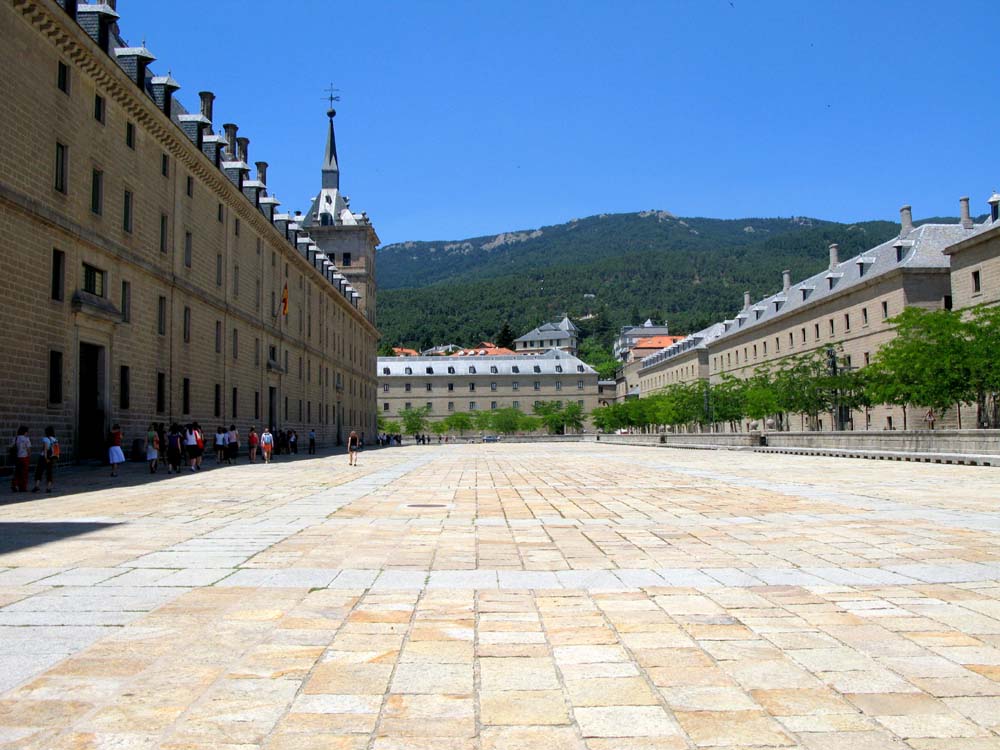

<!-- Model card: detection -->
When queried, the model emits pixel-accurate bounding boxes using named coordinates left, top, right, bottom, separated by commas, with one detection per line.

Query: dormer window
left=468, top=366, right=476, bottom=374
left=490, top=366, right=498, bottom=374
left=828, top=277, right=835, bottom=290
left=447, top=366, right=455, bottom=374
left=382, top=367, right=389, bottom=375
left=754, top=310, right=762, bottom=320
left=802, top=289, right=810, bottom=301
left=533, top=365, right=541, bottom=373
left=512, top=366, right=519, bottom=373
left=426, top=367, right=434, bottom=374
left=555, top=365, right=563, bottom=373
left=577, top=365, right=584, bottom=372
left=404, top=367, right=412, bottom=375
left=895, top=245, right=905, bottom=262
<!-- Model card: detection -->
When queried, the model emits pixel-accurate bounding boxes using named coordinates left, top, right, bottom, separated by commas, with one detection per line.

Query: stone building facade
left=513, top=316, right=580, bottom=355
left=378, top=351, right=599, bottom=429
left=635, top=201, right=999, bottom=431
left=0, top=0, right=379, bottom=459
left=945, top=193, right=1000, bottom=310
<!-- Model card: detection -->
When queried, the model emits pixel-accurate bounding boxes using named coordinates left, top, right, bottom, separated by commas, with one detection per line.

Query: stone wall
left=764, top=430, right=1000, bottom=456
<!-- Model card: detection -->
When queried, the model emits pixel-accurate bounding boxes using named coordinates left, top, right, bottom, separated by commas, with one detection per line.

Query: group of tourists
left=8, top=422, right=359, bottom=493
left=7, top=425, right=59, bottom=493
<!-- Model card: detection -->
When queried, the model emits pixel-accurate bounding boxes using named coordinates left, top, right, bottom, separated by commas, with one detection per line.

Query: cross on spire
left=323, top=83, right=341, bottom=111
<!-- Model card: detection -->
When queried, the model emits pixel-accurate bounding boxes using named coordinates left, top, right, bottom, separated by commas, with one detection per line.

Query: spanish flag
left=281, top=283, right=288, bottom=316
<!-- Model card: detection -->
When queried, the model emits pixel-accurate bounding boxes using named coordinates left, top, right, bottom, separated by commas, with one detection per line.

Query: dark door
left=78, top=342, right=106, bottom=460
left=268, top=386, right=277, bottom=431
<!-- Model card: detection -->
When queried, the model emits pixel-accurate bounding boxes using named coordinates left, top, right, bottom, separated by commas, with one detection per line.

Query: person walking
left=108, top=423, right=125, bottom=477
left=184, top=424, right=200, bottom=472
left=214, top=426, right=226, bottom=463
left=289, top=429, right=298, bottom=454
left=248, top=426, right=259, bottom=463
left=227, top=424, right=239, bottom=464
left=260, top=427, right=274, bottom=464
left=32, top=426, right=58, bottom=493
left=166, top=423, right=183, bottom=474
left=146, top=423, right=160, bottom=473
left=308, top=428, right=316, bottom=454
left=347, top=430, right=360, bottom=467
left=9, top=425, right=31, bottom=492
left=193, top=422, right=205, bottom=470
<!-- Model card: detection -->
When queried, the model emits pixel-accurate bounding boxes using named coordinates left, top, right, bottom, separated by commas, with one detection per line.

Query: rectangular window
left=48, top=350, right=63, bottom=404
left=490, top=382, right=497, bottom=391
left=512, top=400, right=519, bottom=409
left=216, top=254, right=223, bottom=286
left=468, top=383, right=475, bottom=392
left=534, top=381, right=541, bottom=391
left=214, top=383, right=221, bottom=417
left=448, top=401, right=454, bottom=411
left=120, top=280, right=131, bottom=322
left=119, top=365, right=130, bottom=409
left=864, top=352, right=871, bottom=366
left=54, top=142, right=68, bottom=193
left=342, top=252, right=352, bottom=267
left=159, top=213, right=169, bottom=252
left=469, top=401, right=477, bottom=410
left=182, top=377, right=191, bottom=414
left=183, top=306, right=191, bottom=342
left=882, top=301, right=889, bottom=319
left=94, top=94, right=105, bottom=123
left=161, top=153, right=169, bottom=177
left=91, top=169, right=103, bottom=214
left=82, top=263, right=104, bottom=296
left=51, top=249, right=65, bottom=301
left=185, top=175, right=193, bottom=197
left=491, top=401, right=498, bottom=410
left=217, top=203, right=223, bottom=222
left=157, top=295, right=167, bottom=335
left=233, top=265, right=239, bottom=297
left=577, top=380, right=584, bottom=389
left=973, top=269, right=982, bottom=294
left=512, top=381, right=519, bottom=391
left=232, top=387, right=238, bottom=419
left=382, top=384, right=389, bottom=393
left=57, top=61, right=69, bottom=93
left=156, top=372, right=166, bottom=413
left=215, top=320, right=222, bottom=353
left=254, top=391, right=260, bottom=420
left=383, top=402, right=390, bottom=411
left=123, top=189, right=133, bottom=233
left=844, top=313, right=851, bottom=331
left=234, top=218, right=240, bottom=236
left=829, top=319, right=835, bottom=336
left=184, top=231, right=192, bottom=267
left=555, top=382, right=562, bottom=391
left=862, top=307, right=869, bottom=326
left=126, top=122, right=135, bottom=149
left=405, top=383, right=412, bottom=392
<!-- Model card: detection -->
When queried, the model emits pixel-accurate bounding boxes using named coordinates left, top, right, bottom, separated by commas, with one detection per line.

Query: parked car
left=482, top=435, right=500, bottom=443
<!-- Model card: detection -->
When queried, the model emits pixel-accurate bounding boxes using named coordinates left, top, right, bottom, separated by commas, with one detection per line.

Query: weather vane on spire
left=322, top=84, right=341, bottom=114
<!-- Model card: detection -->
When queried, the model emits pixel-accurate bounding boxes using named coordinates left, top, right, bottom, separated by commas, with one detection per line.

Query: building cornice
left=944, top=222, right=1000, bottom=256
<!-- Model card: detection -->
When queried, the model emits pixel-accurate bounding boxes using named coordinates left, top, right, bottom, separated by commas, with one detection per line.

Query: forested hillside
left=376, top=211, right=962, bottom=350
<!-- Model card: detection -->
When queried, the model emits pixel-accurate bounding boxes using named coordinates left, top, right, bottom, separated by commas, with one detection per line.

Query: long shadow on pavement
left=0, top=522, right=122, bottom=554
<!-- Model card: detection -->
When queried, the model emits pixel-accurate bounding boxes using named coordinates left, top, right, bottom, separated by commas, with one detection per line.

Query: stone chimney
left=199, top=91, right=215, bottom=124
left=782, top=270, right=791, bottom=293
left=900, top=205, right=913, bottom=234
left=960, top=196, right=973, bottom=229
left=223, top=123, right=238, bottom=159
left=743, top=291, right=751, bottom=310
left=829, top=243, right=839, bottom=270
left=255, top=161, right=268, bottom=185
left=236, top=136, right=249, bottom=164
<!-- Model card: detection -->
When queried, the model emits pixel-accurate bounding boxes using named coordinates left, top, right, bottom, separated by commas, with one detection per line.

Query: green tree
left=444, top=412, right=473, bottom=435
left=709, top=377, right=746, bottom=431
left=490, top=408, right=529, bottom=434
left=532, top=402, right=566, bottom=434
left=430, top=420, right=450, bottom=436
left=399, top=406, right=431, bottom=436
left=561, top=402, right=586, bottom=433
left=965, top=305, right=1000, bottom=427
left=866, top=308, right=972, bottom=419
left=577, top=339, right=618, bottom=381
left=377, top=341, right=396, bottom=357
left=495, top=322, right=516, bottom=349
left=742, top=369, right=780, bottom=426
left=473, top=410, right=494, bottom=432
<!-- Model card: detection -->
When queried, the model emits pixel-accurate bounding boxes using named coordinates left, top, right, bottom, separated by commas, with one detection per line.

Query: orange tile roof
left=392, top=347, right=420, bottom=357
left=450, top=345, right=517, bottom=357
left=633, top=335, right=685, bottom=350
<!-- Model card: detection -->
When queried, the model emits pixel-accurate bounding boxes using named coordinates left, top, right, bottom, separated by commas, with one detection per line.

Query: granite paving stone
left=0, top=442, right=999, bottom=747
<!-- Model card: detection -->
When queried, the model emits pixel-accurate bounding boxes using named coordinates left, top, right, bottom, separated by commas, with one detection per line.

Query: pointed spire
left=322, top=108, right=339, bottom=190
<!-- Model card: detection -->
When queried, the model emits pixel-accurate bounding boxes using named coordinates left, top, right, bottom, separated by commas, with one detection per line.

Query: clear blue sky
left=121, top=1, right=998, bottom=245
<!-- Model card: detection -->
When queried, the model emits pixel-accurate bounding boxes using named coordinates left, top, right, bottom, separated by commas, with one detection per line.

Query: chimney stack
left=255, top=161, right=268, bottom=185
left=782, top=270, right=791, bottom=293
left=829, top=243, right=839, bottom=270
left=237, top=136, right=249, bottom=164
left=199, top=91, right=215, bottom=123
left=223, top=123, right=238, bottom=159
left=743, top=290, right=751, bottom=310
left=959, top=196, right=973, bottom=229
left=900, top=204, right=913, bottom=234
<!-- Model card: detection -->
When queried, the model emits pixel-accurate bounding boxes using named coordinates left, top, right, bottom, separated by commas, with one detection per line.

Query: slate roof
left=378, top=350, right=596, bottom=377
left=713, top=221, right=987, bottom=345
left=639, top=323, right=726, bottom=371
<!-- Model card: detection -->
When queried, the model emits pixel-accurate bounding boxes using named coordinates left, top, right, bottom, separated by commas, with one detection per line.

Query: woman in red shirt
left=108, top=423, right=125, bottom=477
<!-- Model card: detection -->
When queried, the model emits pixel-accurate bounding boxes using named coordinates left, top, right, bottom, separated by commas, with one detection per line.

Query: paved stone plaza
left=1, top=443, right=999, bottom=749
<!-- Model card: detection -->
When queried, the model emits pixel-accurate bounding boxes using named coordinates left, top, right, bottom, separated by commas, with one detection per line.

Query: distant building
left=392, top=347, right=420, bottom=357
left=613, top=319, right=671, bottom=361
left=378, top=350, right=599, bottom=429
left=421, top=344, right=462, bottom=356
left=626, top=335, right=686, bottom=362
left=451, top=342, right=516, bottom=357
left=637, top=324, right=725, bottom=397
left=514, top=315, right=579, bottom=355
